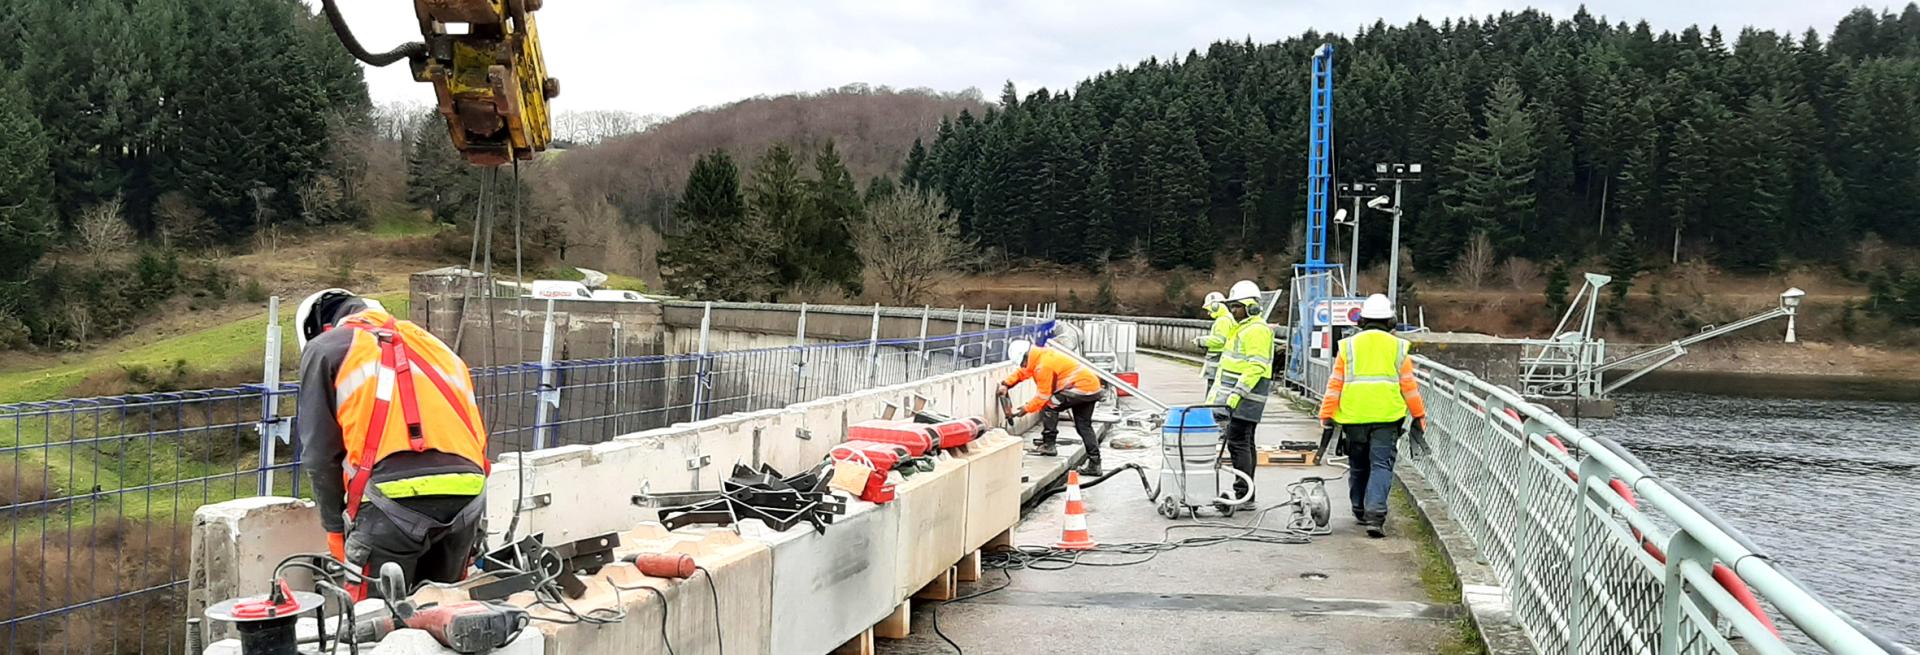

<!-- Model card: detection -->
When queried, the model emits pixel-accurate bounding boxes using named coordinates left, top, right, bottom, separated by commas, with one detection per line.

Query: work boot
left=1352, top=506, right=1366, bottom=522
left=1364, top=512, right=1387, bottom=539
left=1032, top=443, right=1058, bottom=457
left=1078, top=459, right=1103, bottom=477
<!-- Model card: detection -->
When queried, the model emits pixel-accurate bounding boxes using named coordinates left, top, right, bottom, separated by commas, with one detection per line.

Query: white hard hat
left=295, top=288, right=384, bottom=351
left=1359, top=293, right=1395, bottom=320
left=1227, top=280, right=1261, bottom=303
left=1202, top=292, right=1225, bottom=309
left=1006, top=339, right=1032, bottom=366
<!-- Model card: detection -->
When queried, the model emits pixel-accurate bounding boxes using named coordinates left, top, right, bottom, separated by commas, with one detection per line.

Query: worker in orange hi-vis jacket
left=1318, top=294, right=1427, bottom=539
left=998, top=339, right=1106, bottom=475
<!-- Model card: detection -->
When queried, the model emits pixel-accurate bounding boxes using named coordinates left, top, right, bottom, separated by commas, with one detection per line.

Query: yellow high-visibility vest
left=1332, top=330, right=1411, bottom=424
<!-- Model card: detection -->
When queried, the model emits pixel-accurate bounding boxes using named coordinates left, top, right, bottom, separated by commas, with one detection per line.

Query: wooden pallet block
left=914, top=565, right=958, bottom=601
left=834, top=628, right=875, bottom=655
left=956, top=549, right=983, bottom=583
left=1257, top=446, right=1318, bottom=467
left=875, top=600, right=912, bottom=640
left=984, top=526, right=1014, bottom=552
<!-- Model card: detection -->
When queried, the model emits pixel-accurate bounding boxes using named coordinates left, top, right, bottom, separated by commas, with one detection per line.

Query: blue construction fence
left=0, top=320, right=1051, bottom=655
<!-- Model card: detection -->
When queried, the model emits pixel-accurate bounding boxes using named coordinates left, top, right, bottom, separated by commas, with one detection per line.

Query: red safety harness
left=338, top=318, right=486, bottom=523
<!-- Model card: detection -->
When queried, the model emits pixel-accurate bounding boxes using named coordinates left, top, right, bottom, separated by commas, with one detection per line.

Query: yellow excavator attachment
left=321, top=0, right=557, bottom=166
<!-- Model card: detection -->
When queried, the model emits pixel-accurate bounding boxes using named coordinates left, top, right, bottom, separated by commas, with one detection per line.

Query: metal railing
left=0, top=312, right=1050, bottom=655
left=1407, top=356, right=1905, bottom=655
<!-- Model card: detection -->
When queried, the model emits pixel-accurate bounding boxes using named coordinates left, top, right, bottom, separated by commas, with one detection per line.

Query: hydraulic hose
left=319, top=0, right=427, bottom=67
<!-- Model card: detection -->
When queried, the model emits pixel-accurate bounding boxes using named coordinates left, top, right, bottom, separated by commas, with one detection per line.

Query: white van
left=528, top=280, right=592, bottom=300
left=590, top=289, right=653, bottom=302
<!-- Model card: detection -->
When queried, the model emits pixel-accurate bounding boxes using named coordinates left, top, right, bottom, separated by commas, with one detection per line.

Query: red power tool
left=352, top=563, right=530, bottom=654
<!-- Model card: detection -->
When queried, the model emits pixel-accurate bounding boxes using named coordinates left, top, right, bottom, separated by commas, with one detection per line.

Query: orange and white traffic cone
left=1055, top=470, right=1097, bottom=551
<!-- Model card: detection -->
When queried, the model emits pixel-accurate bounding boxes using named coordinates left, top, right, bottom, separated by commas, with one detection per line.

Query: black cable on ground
left=928, top=566, right=1016, bottom=654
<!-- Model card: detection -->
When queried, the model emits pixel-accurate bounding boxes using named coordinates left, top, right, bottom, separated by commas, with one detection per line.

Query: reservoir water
left=1588, top=391, right=1920, bottom=648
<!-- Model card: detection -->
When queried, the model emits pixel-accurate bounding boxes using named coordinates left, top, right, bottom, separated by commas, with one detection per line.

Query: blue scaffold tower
left=1288, top=43, right=1342, bottom=387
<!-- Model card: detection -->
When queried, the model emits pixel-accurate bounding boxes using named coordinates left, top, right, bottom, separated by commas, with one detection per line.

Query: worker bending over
left=1318, top=294, right=1426, bottom=538
left=999, top=339, right=1106, bottom=476
left=1193, top=291, right=1236, bottom=387
left=1207, top=280, right=1274, bottom=510
left=296, top=288, right=490, bottom=596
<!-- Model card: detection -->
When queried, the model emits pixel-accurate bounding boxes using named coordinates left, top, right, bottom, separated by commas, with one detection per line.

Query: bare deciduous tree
left=1450, top=231, right=1495, bottom=289
left=155, top=192, right=214, bottom=249
left=1499, top=257, right=1541, bottom=291
left=77, top=196, right=132, bottom=255
left=853, top=190, right=974, bottom=304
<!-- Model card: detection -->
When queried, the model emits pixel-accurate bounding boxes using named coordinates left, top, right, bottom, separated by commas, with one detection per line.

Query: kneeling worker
left=296, top=288, right=490, bottom=596
left=999, top=339, right=1106, bottom=475
left=1207, top=280, right=1274, bottom=510
left=1318, top=293, right=1426, bottom=538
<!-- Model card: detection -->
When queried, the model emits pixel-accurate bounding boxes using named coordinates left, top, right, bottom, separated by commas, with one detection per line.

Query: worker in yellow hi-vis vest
left=1192, top=291, right=1236, bottom=387
left=1318, top=294, right=1427, bottom=539
left=1206, top=280, right=1273, bottom=511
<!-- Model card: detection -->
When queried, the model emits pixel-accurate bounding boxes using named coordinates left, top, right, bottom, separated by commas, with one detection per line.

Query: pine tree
left=1605, top=222, right=1640, bottom=321
left=798, top=141, right=864, bottom=294
left=0, top=73, right=55, bottom=285
left=1545, top=260, right=1572, bottom=317
left=1719, top=92, right=1794, bottom=271
left=901, top=139, right=928, bottom=190
left=659, top=150, right=775, bottom=300
left=745, top=144, right=809, bottom=290
left=864, top=176, right=897, bottom=205
left=1443, top=77, right=1539, bottom=259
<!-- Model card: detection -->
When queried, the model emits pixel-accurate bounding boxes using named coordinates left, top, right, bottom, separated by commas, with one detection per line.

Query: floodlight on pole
left=1367, top=196, right=1392, bottom=209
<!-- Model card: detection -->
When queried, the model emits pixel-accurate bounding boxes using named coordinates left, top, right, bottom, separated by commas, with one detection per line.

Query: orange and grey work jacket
left=1002, top=347, right=1104, bottom=414
left=299, top=305, right=488, bottom=536
left=1317, top=328, right=1428, bottom=426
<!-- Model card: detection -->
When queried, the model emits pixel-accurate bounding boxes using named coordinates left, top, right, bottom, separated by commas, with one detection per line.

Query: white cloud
left=312, top=0, right=1893, bottom=116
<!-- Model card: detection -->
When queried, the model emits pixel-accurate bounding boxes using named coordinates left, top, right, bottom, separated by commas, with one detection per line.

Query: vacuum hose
left=320, top=0, right=427, bottom=67
left=1027, top=462, right=1153, bottom=506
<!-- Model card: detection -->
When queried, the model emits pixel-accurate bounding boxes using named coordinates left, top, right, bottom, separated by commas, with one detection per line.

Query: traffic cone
left=1055, top=470, right=1097, bottom=551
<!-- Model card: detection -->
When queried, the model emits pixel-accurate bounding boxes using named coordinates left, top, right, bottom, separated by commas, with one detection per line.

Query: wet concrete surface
left=880, top=356, right=1454, bottom=654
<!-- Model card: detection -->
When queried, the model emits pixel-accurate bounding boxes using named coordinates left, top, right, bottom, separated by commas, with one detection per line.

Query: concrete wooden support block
left=913, top=566, right=958, bottom=602
left=891, top=456, right=970, bottom=599
left=875, top=601, right=912, bottom=640
left=956, top=549, right=982, bottom=583
left=985, top=527, right=1014, bottom=552
left=832, top=628, right=875, bottom=655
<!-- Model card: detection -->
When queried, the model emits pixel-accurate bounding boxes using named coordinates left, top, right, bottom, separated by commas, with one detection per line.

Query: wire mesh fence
left=0, top=317, right=1049, bottom=655
left=1404, top=356, right=1902, bottom=655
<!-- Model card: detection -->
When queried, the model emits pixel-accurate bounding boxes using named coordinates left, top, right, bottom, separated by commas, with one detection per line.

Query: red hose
left=1495, top=402, right=1778, bottom=634
left=1608, top=480, right=1779, bottom=635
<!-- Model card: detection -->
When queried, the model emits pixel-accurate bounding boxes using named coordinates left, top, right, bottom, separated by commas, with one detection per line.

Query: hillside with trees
left=899, top=6, right=1920, bottom=313
left=555, top=86, right=989, bottom=235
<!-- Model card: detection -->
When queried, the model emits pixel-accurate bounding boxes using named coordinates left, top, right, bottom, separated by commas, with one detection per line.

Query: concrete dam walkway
left=884, top=355, right=1460, bottom=654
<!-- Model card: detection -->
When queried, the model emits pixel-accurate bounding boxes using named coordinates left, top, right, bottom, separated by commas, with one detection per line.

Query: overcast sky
left=316, top=1, right=1891, bottom=116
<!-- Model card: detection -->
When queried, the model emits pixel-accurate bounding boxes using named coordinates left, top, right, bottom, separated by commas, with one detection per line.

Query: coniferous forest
left=903, top=6, right=1920, bottom=279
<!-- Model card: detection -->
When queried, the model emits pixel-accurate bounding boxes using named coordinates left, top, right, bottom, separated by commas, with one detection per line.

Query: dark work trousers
left=1222, top=417, right=1259, bottom=502
left=1343, top=422, right=1402, bottom=525
left=343, top=494, right=485, bottom=595
left=1040, top=396, right=1102, bottom=462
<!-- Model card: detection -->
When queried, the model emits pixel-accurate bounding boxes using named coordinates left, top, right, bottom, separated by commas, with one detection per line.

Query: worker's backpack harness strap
left=340, top=317, right=484, bottom=523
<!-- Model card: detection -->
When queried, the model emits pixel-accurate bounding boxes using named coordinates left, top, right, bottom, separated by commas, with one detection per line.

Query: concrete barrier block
left=748, top=500, right=901, bottom=655
left=956, top=431, right=1023, bottom=551
left=892, top=456, right=971, bottom=598
left=523, top=526, right=773, bottom=655
left=189, top=496, right=324, bottom=633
